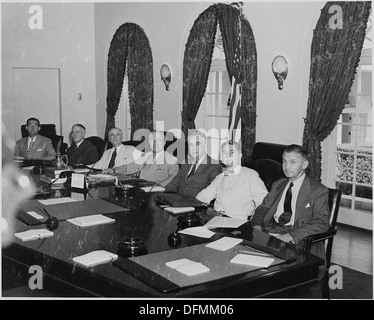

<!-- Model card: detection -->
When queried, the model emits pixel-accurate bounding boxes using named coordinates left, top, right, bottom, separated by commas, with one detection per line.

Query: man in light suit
left=165, top=130, right=222, bottom=197
left=14, top=117, right=56, bottom=161
left=251, top=144, right=330, bottom=260
left=139, top=131, right=179, bottom=187
left=92, top=127, right=140, bottom=174
left=65, top=124, right=99, bottom=166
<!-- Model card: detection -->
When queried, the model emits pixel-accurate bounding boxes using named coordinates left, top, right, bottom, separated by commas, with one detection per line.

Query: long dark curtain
left=182, top=4, right=257, bottom=163
left=105, top=23, right=153, bottom=140
left=302, top=1, right=371, bottom=181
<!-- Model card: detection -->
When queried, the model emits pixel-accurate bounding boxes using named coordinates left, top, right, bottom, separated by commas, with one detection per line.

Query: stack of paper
left=230, top=253, right=275, bottom=268
left=164, top=206, right=195, bottom=215
left=204, top=216, right=248, bottom=229
left=67, top=214, right=115, bottom=227
left=141, top=186, right=166, bottom=193
left=165, top=258, right=209, bottom=276
left=14, top=229, right=54, bottom=242
left=38, top=197, right=78, bottom=205
left=178, top=226, right=215, bottom=238
left=73, top=250, right=118, bottom=268
left=205, top=236, right=243, bottom=251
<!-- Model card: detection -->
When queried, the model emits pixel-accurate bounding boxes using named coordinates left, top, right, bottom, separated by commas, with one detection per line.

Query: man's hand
left=268, top=232, right=294, bottom=243
left=252, top=225, right=262, bottom=231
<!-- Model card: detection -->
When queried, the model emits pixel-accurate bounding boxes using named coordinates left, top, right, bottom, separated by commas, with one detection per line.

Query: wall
left=1, top=3, right=96, bottom=143
left=2, top=1, right=324, bottom=146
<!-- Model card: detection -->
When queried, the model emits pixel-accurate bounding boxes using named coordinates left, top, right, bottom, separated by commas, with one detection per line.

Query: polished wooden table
left=2, top=174, right=324, bottom=298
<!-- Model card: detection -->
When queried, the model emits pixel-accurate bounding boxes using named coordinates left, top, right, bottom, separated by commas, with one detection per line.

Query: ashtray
left=117, top=237, right=147, bottom=257
left=114, top=184, right=136, bottom=197
left=177, top=212, right=202, bottom=229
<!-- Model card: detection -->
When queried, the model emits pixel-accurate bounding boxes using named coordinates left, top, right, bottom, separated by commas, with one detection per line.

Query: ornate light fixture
left=160, top=64, right=171, bottom=91
left=271, top=55, right=288, bottom=90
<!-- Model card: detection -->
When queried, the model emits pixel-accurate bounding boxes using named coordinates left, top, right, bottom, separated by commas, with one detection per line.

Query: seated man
left=196, top=140, right=268, bottom=219
left=251, top=144, right=330, bottom=260
left=165, top=130, right=222, bottom=197
left=14, top=117, right=56, bottom=161
left=139, top=130, right=179, bottom=187
left=65, top=124, right=99, bottom=166
left=92, top=127, right=140, bottom=174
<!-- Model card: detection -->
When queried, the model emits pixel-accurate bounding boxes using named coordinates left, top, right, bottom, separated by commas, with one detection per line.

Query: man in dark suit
left=65, top=124, right=99, bottom=166
left=165, top=130, right=222, bottom=197
left=14, top=117, right=56, bottom=161
left=251, top=144, right=330, bottom=260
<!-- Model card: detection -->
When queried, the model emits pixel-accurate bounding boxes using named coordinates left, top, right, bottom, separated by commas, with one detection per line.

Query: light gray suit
left=14, top=135, right=56, bottom=160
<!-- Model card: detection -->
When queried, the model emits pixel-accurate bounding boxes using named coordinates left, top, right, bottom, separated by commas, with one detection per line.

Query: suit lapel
left=294, top=176, right=311, bottom=223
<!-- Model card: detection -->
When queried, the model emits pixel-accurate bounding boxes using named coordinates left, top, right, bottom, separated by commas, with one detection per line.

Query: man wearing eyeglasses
left=165, top=130, right=222, bottom=197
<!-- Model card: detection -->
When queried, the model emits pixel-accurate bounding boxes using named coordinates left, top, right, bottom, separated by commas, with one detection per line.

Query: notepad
left=73, top=250, right=118, bottom=268
left=38, top=197, right=78, bottom=205
left=14, top=229, right=54, bottom=242
left=204, top=216, right=248, bottom=229
left=165, top=258, right=210, bottom=276
left=141, top=186, right=166, bottom=193
left=178, top=226, right=215, bottom=238
left=26, top=211, right=44, bottom=220
left=67, top=214, right=115, bottom=227
left=230, top=253, right=275, bottom=268
left=205, top=236, right=243, bottom=251
left=164, top=206, right=195, bottom=215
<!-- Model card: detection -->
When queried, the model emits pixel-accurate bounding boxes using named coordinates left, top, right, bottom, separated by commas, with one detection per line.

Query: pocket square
left=306, top=203, right=311, bottom=208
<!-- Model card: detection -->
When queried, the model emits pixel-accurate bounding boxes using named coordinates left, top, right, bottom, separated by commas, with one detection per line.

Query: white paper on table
left=38, top=197, right=78, bottom=205
left=204, top=216, right=248, bottom=229
left=73, top=250, right=118, bottom=268
left=74, top=168, right=91, bottom=174
left=230, top=253, right=275, bottom=268
left=14, top=229, right=54, bottom=242
left=26, top=211, right=44, bottom=220
left=178, top=226, right=215, bottom=238
left=165, top=258, right=209, bottom=276
left=71, top=173, right=86, bottom=189
left=141, top=186, right=166, bottom=192
left=164, top=206, right=195, bottom=215
left=67, top=214, right=115, bottom=227
left=205, top=236, right=243, bottom=251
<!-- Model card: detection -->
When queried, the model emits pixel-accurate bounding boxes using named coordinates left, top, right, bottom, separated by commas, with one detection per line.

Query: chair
left=21, top=124, right=57, bottom=138
left=250, top=142, right=287, bottom=165
left=245, top=158, right=285, bottom=191
left=42, top=131, right=64, bottom=155
left=303, top=188, right=342, bottom=299
left=85, top=136, right=108, bottom=158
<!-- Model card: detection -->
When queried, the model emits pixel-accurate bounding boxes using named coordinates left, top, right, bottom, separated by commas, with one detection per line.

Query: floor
left=331, top=224, right=373, bottom=275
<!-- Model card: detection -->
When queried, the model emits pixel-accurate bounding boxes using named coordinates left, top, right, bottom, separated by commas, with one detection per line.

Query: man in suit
left=14, top=117, right=56, bottom=161
left=139, top=130, right=179, bottom=187
left=196, top=140, right=268, bottom=219
left=92, top=127, right=140, bottom=174
left=251, top=144, right=330, bottom=259
left=165, top=130, right=222, bottom=197
left=65, top=124, right=99, bottom=167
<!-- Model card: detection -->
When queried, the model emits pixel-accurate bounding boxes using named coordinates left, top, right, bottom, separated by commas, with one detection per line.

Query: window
left=195, top=26, right=241, bottom=158
left=116, top=73, right=131, bottom=140
left=323, top=14, right=372, bottom=229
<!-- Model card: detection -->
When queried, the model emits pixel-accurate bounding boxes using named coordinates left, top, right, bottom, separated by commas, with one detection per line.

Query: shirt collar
left=289, top=173, right=306, bottom=188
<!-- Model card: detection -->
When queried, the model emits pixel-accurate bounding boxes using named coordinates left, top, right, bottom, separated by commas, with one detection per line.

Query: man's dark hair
left=26, top=117, right=40, bottom=127
left=284, top=144, right=308, bottom=160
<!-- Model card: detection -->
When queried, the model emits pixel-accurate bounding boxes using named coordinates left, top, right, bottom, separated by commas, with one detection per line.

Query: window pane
left=335, top=181, right=352, bottom=209
left=357, top=154, right=372, bottom=185
left=336, top=152, right=354, bottom=182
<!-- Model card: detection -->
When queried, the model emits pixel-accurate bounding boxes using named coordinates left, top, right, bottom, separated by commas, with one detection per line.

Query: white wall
left=2, top=3, right=96, bottom=143
left=2, top=1, right=325, bottom=147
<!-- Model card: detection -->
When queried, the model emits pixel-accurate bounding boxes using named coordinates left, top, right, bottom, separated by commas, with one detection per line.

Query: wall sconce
left=271, top=55, right=288, bottom=90
left=160, top=64, right=171, bottom=91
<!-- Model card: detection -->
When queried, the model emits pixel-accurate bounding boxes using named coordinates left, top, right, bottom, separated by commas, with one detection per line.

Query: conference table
left=2, top=170, right=324, bottom=298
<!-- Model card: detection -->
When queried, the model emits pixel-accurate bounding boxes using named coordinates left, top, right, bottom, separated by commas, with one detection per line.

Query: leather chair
left=21, top=124, right=56, bottom=138
left=42, top=131, right=64, bottom=155
left=245, top=158, right=286, bottom=191
left=303, top=188, right=342, bottom=299
left=85, top=136, right=108, bottom=158
left=250, top=142, right=287, bottom=165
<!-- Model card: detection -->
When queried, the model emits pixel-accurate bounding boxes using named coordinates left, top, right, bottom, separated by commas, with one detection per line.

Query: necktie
left=224, top=169, right=235, bottom=176
left=28, top=139, right=35, bottom=152
left=188, top=162, right=197, bottom=178
left=278, top=182, right=294, bottom=226
left=108, top=148, right=117, bottom=169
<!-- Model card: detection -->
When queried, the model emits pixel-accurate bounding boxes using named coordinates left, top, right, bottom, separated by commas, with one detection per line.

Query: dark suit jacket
left=14, top=135, right=56, bottom=160
left=165, top=156, right=222, bottom=198
left=251, top=175, right=330, bottom=260
left=65, top=139, right=100, bottom=166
